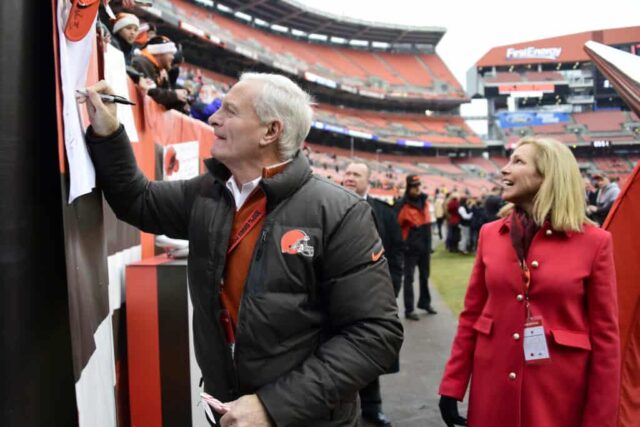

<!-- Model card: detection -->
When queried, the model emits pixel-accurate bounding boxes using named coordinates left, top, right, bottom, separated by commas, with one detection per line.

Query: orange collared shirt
left=221, top=160, right=290, bottom=326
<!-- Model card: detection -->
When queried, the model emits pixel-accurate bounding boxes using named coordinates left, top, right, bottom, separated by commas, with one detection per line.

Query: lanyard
left=226, top=197, right=266, bottom=255
left=520, top=260, right=533, bottom=321
left=219, top=192, right=267, bottom=356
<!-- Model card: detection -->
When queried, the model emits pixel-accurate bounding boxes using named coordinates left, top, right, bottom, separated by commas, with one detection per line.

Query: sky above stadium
left=297, top=0, right=639, bottom=89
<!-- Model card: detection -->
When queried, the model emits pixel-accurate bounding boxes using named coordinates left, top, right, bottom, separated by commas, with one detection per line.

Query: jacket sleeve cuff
left=438, top=382, right=467, bottom=401
left=86, top=124, right=125, bottom=145
left=255, top=387, right=284, bottom=426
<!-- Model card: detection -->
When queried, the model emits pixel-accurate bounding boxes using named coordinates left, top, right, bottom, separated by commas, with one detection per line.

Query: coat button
left=513, top=333, right=520, bottom=340
left=545, top=229, right=553, bottom=236
left=531, top=260, right=539, bottom=268
left=509, top=372, right=517, bottom=380
left=516, top=294, right=524, bottom=302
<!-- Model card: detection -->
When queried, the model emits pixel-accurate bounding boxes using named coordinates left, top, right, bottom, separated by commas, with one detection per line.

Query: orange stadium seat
left=168, top=0, right=463, bottom=97
left=419, top=54, right=461, bottom=89
left=524, top=71, right=566, bottom=82
left=453, top=157, right=501, bottom=174
left=378, top=53, right=434, bottom=87
left=592, top=156, right=632, bottom=173
left=320, top=48, right=369, bottom=81
left=529, top=122, right=569, bottom=134
left=340, top=50, right=405, bottom=86
left=484, top=72, right=523, bottom=84
left=574, top=111, right=627, bottom=132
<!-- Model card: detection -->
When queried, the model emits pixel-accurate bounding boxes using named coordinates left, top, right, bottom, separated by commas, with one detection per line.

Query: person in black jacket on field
left=79, top=73, right=402, bottom=427
left=343, top=162, right=403, bottom=427
left=469, top=197, right=488, bottom=252
left=483, top=186, right=503, bottom=222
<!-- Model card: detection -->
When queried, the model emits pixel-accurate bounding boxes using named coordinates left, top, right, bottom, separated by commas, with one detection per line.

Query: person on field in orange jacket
left=395, top=175, right=437, bottom=320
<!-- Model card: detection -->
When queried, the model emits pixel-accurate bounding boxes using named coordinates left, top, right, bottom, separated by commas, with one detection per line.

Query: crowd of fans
left=97, top=1, right=227, bottom=124
left=306, top=143, right=621, bottom=259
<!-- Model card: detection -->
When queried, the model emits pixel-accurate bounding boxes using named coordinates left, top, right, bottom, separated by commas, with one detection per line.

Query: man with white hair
left=81, top=73, right=402, bottom=427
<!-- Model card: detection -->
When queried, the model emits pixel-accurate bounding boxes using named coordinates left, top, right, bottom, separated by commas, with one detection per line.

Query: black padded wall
left=0, top=1, right=77, bottom=425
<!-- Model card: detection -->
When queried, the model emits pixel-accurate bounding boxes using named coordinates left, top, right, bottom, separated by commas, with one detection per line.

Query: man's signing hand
left=78, top=80, right=120, bottom=137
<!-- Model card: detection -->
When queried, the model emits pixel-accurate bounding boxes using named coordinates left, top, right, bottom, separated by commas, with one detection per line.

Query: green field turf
left=430, top=243, right=476, bottom=316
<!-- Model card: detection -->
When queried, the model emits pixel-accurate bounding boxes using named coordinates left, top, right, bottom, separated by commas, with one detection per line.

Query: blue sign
left=497, top=112, right=570, bottom=128
left=397, top=139, right=433, bottom=148
left=312, top=121, right=379, bottom=141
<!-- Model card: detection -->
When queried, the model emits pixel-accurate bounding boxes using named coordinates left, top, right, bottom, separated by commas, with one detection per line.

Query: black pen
left=76, top=89, right=136, bottom=106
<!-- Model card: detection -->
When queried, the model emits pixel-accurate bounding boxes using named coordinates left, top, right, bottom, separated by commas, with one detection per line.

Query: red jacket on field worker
left=396, top=193, right=431, bottom=253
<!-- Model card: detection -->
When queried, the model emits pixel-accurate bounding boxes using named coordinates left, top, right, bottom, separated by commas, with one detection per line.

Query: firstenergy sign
left=506, top=46, right=562, bottom=60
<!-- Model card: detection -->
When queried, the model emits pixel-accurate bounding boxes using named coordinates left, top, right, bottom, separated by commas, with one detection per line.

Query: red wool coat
left=440, top=215, right=620, bottom=427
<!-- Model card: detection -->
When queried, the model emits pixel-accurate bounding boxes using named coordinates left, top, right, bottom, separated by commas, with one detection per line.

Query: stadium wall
left=2, top=1, right=77, bottom=426
left=51, top=3, right=217, bottom=422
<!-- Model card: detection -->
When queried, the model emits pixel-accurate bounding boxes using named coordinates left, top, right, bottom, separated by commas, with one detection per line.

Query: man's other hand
left=220, top=394, right=272, bottom=427
left=79, top=80, right=120, bottom=137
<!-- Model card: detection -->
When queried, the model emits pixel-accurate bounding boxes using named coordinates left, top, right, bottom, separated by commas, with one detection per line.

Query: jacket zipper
left=234, top=222, right=270, bottom=337
left=255, top=224, right=271, bottom=261
left=233, top=188, right=300, bottom=391
left=216, top=186, right=239, bottom=395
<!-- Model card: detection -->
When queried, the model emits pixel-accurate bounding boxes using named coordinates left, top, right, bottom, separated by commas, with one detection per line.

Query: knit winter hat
left=145, top=36, right=178, bottom=55
left=112, top=12, right=140, bottom=34
left=406, top=174, right=422, bottom=187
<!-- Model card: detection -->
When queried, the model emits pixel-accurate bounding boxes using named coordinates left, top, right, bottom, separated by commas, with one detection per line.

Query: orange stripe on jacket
left=221, top=161, right=290, bottom=327
left=397, top=201, right=431, bottom=241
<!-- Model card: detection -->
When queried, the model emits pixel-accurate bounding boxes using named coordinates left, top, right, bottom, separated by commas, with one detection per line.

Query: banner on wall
left=104, top=44, right=139, bottom=143
left=57, top=0, right=98, bottom=202
left=497, top=111, right=570, bottom=128
left=163, top=141, right=200, bottom=181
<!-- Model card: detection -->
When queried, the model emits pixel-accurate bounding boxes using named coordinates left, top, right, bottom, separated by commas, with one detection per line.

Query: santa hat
left=145, top=36, right=178, bottom=55
left=112, top=12, right=140, bottom=34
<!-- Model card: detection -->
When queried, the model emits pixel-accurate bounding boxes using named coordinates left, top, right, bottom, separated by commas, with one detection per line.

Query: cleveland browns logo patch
left=280, top=229, right=315, bottom=257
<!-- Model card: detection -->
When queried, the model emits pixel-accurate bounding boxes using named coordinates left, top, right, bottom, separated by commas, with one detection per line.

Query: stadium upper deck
left=467, top=26, right=640, bottom=149
left=469, top=26, right=640, bottom=111
left=184, top=63, right=483, bottom=149
left=142, top=0, right=467, bottom=107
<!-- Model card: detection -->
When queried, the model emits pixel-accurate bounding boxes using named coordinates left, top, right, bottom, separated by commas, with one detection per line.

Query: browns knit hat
left=112, top=12, right=140, bottom=34
left=144, top=36, right=178, bottom=55
left=406, top=174, right=421, bottom=187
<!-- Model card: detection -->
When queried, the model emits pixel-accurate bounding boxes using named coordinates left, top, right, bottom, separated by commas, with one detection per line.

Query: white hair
left=239, top=72, right=313, bottom=160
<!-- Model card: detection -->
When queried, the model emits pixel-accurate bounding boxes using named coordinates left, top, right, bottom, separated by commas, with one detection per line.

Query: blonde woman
left=439, top=137, right=620, bottom=427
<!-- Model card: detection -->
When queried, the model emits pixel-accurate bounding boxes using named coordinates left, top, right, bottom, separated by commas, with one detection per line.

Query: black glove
left=439, top=395, right=467, bottom=427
